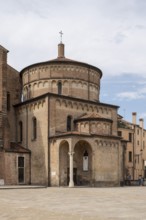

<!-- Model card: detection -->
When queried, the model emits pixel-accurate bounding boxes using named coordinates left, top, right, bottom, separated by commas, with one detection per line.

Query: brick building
left=0, top=42, right=125, bottom=186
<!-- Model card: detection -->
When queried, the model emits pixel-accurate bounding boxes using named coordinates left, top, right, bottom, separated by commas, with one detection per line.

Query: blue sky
left=0, top=0, right=146, bottom=126
left=101, top=74, right=146, bottom=122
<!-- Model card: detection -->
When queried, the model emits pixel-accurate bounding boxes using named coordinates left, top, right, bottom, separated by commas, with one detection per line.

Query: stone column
left=68, top=151, right=74, bottom=187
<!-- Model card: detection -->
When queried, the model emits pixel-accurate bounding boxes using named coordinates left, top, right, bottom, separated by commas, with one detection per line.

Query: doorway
left=74, top=140, right=92, bottom=186
left=18, top=156, right=24, bottom=183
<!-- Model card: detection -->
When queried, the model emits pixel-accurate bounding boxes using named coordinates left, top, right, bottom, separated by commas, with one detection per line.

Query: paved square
left=0, top=186, right=146, bottom=220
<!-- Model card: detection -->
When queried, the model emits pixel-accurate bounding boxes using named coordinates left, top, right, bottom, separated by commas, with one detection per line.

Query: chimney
left=139, top=118, right=144, bottom=129
left=58, top=43, right=65, bottom=58
left=132, top=112, right=137, bottom=125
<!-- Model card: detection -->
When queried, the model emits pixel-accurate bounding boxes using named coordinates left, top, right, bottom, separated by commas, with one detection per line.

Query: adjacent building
left=118, top=112, right=146, bottom=181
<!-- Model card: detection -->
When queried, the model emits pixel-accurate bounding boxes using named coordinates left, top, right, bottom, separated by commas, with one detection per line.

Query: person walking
left=138, top=175, right=144, bottom=186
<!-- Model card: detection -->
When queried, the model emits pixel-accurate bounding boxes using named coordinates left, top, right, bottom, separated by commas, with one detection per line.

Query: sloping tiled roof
left=5, top=142, right=31, bottom=153
left=74, top=113, right=112, bottom=123
left=49, top=57, right=76, bottom=62
left=20, top=56, right=102, bottom=78
left=78, top=113, right=103, bottom=119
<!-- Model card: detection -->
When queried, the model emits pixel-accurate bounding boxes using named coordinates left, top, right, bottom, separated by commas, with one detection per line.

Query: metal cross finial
left=59, top=31, right=63, bottom=43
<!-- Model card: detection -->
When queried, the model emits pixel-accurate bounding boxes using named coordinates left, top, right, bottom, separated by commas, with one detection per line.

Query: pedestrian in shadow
left=138, top=175, right=144, bottom=186
left=127, top=174, right=131, bottom=186
left=141, top=177, right=144, bottom=186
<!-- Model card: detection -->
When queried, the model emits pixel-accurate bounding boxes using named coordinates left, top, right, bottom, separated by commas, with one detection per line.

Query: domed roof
left=20, top=43, right=102, bottom=78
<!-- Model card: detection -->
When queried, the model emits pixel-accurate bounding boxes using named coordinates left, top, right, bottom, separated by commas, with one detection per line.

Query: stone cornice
left=49, top=132, right=121, bottom=140
left=13, top=92, right=119, bottom=109
left=20, top=59, right=102, bottom=78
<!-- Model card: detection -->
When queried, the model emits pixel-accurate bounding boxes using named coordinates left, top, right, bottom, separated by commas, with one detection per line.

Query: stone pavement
left=0, top=186, right=146, bottom=220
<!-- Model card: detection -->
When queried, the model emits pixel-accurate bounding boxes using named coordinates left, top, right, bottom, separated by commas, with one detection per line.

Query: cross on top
left=59, top=31, right=63, bottom=43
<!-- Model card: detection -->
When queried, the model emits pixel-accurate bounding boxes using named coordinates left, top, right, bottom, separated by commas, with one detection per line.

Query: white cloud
left=139, top=88, right=146, bottom=94
left=116, top=92, right=144, bottom=100
left=0, top=0, right=146, bottom=76
left=139, top=112, right=146, bottom=119
left=116, top=85, right=146, bottom=101
left=0, top=0, right=146, bottom=124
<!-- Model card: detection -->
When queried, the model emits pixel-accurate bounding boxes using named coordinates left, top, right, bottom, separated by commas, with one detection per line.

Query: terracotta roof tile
left=78, top=113, right=103, bottom=119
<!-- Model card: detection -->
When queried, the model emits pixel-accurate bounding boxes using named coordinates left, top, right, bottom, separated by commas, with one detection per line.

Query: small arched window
left=67, top=115, right=72, bottom=131
left=58, top=81, right=62, bottom=95
left=83, top=150, right=89, bottom=171
left=7, top=92, right=10, bottom=111
left=32, top=117, right=37, bottom=140
left=28, top=85, right=31, bottom=99
left=19, top=121, right=23, bottom=142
